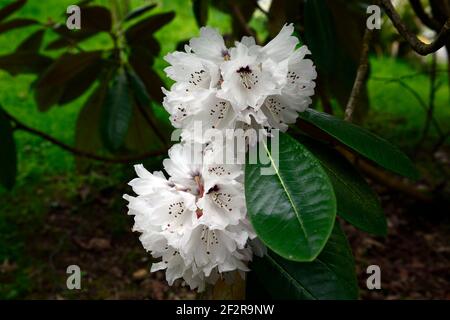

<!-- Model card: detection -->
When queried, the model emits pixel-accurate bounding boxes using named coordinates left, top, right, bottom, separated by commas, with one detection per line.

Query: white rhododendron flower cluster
left=163, top=23, right=317, bottom=140
left=124, top=24, right=316, bottom=291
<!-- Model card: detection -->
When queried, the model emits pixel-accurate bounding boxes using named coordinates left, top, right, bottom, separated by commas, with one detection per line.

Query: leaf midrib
left=262, top=140, right=309, bottom=240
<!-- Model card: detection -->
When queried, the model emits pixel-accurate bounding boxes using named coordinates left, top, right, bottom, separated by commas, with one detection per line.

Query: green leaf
left=15, top=29, right=45, bottom=52
left=126, top=67, right=151, bottom=106
left=101, top=69, right=133, bottom=152
left=0, top=18, right=37, bottom=35
left=0, top=0, right=26, bottom=22
left=0, top=52, right=52, bottom=75
left=124, top=4, right=157, bottom=22
left=75, top=82, right=108, bottom=170
left=80, top=5, right=112, bottom=32
left=299, top=108, right=419, bottom=179
left=45, top=6, right=111, bottom=50
left=125, top=12, right=175, bottom=44
left=304, top=0, right=369, bottom=119
left=129, top=48, right=164, bottom=102
left=245, top=132, right=336, bottom=262
left=304, top=0, right=336, bottom=75
left=58, top=59, right=104, bottom=105
left=251, top=223, right=359, bottom=299
left=193, top=0, right=208, bottom=27
left=0, top=107, right=17, bottom=189
left=296, top=135, right=387, bottom=236
left=35, top=51, right=102, bottom=110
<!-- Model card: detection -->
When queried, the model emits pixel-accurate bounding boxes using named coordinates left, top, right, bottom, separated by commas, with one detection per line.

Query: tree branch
left=1, top=109, right=166, bottom=164
left=336, top=146, right=433, bottom=203
left=345, top=28, right=373, bottom=122
left=379, top=0, right=450, bottom=55
left=409, top=0, right=442, bottom=31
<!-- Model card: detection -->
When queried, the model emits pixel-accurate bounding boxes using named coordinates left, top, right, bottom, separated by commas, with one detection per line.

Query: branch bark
left=409, top=0, right=442, bottom=31
left=345, top=29, right=373, bottom=121
left=379, top=0, right=450, bottom=55
left=335, top=146, right=433, bottom=203
left=1, top=109, right=166, bottom=164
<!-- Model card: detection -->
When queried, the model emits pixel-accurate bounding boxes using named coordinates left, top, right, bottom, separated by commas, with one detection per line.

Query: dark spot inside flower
left=237, top=65, right=251, bottom=74
left=207, top=185, right=220, bottom=194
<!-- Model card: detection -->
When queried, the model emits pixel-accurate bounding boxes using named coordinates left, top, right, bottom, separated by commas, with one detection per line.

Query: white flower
left=125, top=23, right=316, bottom=292
left=187, top=26, right=229, bottom=63
left=162, top=23, right=317, bottom=141
left=218, top=42, right=285, bottom=110
left=124, top=142, right=259, bottom=291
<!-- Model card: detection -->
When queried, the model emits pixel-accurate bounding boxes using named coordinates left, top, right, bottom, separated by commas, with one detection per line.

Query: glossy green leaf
left=126, top=67, right=151, bottom=106
left=101, top=69, right=133, bottom=152
left=0, top=107, right=17, bottom=189
left=124, top=4, right=157, bottom=22
left=245, top=132, right=336, bottom=261
left=297, top=135, right=387, bottom=236
left=251, top=223, right=359, bottom=300
left=299, top=108, right=419, bottom=179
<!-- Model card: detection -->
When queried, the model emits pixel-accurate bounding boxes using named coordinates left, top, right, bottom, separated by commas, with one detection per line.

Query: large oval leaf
left=0, top=107, right=17, bottom=190
left=245, top=132, right=336, bottom=261
left=250, top=223, right=359, bottom=300
left=299, top=108, right=419, bottom=179
left=129, top=48, right=164, bottom=101
left=101, top=69, right=133, bottom=152
left=125, top=12, right=175, bottom=44
left=75, top=82, right=108, bottom=170
left=297, top=135, right=387, bottom=236
left=124, top=4, right=157, bottom=22
left=35, top=51, right=102, bottom=110
left=0, top=52, right=52, bottom=76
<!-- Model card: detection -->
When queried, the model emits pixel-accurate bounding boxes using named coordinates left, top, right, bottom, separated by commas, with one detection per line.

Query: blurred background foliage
left=0, top=0, right=449, bottom=299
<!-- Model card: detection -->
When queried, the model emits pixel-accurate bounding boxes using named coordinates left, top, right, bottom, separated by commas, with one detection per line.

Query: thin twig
left=1, top=109, right=166, bottom=164
left=335, top=145, right=433, bottom=203
left=379, top=0, right=450, bottom=56
left=345, top=29, right=373, bottom=121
